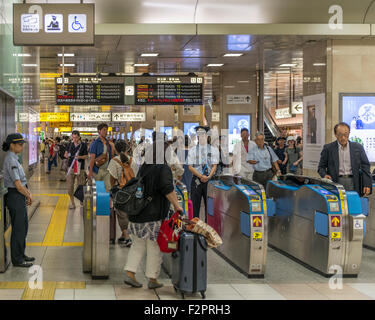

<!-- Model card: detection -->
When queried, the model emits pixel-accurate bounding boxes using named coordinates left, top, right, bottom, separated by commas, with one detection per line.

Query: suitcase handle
left=197, top=236, right=207, bottom=252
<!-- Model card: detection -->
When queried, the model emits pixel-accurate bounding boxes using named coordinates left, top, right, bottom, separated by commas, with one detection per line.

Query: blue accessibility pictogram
left=71, top=16, right=84, bottom=31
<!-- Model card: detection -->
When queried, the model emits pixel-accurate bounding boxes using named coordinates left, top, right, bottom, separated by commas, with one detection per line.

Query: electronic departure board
left=134, top=76, right=203, bottom=105
left=55, top=77, right=124, bottom=105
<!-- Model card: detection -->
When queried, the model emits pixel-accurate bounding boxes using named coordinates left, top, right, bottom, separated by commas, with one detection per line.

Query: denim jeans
left=48, top=155, right=57, bottom=172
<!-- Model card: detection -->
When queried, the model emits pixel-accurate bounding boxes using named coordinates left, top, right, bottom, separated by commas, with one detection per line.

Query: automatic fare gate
left=0, top=175, right=11, bottom=273
left=267, top=175, right=367, bottom=277
left=364, top=173, right=375, bottom=250
left=206, top=175, right=274, bottom=278
left=82, top=180, right=110, bottom=279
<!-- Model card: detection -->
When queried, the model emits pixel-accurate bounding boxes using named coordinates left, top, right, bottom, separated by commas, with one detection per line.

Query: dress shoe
left=24, top=256, right=35, bottom=262
left=13, top=261, right=33, bottom=268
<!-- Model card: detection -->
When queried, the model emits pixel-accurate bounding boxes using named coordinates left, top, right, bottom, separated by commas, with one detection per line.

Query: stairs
left=264, top=122, right=276, bottom=146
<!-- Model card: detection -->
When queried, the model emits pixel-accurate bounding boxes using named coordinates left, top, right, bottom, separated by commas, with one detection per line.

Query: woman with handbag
left=108, top=140, right=138, bottom=247
left=65, top=131, right=88, bottom=209
left=284, top=136, right=303, bottom=175
left=123, top=140, right=183, bottom=289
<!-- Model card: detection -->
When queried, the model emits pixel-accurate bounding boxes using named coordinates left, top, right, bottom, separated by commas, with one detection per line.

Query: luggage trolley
left=81, top=180, right=110, bottom=279
left=0, top=175, right=11, bottom=273
left=207, top=175, right=274, bottom=278
left=363, top=174, right=375, bottom=250
left=267, top=175, right=367, bottom=277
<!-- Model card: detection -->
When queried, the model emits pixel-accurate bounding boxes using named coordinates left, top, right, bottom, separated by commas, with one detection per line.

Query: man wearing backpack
left=88, top=123, right=115, bottom=192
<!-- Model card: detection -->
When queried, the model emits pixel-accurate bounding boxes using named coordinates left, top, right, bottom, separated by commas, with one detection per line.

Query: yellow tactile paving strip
left=42, top=195, right=70, bottom=246
left=0, top=281, right=86, bottom=300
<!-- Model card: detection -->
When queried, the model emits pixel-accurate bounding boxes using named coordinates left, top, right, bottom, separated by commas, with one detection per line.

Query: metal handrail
left=264, top=107, right=281, bottom=137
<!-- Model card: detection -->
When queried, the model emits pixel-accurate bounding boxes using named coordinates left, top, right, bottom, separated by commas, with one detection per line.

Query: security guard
left=188, top=126, right=219, bottom=221
left=2, top=133, right=34, bottom=267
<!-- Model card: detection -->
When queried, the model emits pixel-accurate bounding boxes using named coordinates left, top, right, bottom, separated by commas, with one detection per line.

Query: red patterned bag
left=157, top=212, right=181, bottom=253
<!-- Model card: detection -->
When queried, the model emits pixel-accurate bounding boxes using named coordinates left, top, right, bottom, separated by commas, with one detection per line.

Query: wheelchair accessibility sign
left=68, top=14, right=87, bottom=33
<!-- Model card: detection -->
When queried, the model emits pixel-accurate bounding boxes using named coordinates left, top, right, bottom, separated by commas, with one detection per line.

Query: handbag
left=184, top=217, right=223, bottom=248
left=95, top=141, right=110, bottom=168
left=289, top=164, right=298, bottom=173
left=157, top=211, right=182, bottom=253
left=74, top=184, right=85, bottom=202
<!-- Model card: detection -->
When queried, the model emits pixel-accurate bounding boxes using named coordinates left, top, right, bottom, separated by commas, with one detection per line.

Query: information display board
left=340, top=93, right=375, bottom=163
left=56, top=76, right=124, bottom=105
left=184, top=122, right=199, bottom=136
left=228, top=114, right=251, bottom=153
left=134, top=76, right=203, bottom=105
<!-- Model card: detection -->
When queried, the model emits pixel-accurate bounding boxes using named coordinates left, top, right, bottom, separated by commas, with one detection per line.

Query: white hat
left=286, top=136, right=296, bottom=142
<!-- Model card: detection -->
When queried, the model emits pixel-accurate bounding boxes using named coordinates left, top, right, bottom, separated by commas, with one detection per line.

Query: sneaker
left=124, top=239, right=132, bottom=247
left=148, top=281, right=164, bottom=290
left=124, top=274, right=142, bottom=288
left=117, top=237, right=126, bottom=244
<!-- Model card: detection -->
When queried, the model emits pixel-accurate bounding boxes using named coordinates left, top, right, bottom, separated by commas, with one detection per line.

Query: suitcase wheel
left=200, top=291, right=206, bottom=299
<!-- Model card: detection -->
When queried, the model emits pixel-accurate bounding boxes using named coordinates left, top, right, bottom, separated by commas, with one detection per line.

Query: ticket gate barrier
left=82, top=180, right=110, bottom=279
left=162, top=181, right=189, bottom=278
left=363, top=175, right=375, bottom=250
left=267, top=175, right=367, bottom=277
left=206, top=175, right=275, bottom=278
left=0, top=175, right=11, bottom=273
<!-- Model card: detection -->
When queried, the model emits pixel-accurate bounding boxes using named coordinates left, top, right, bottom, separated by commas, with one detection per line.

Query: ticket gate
left=206, top=175, right=274, bottom=278
left=0, top=175, right=11, bottom=273
left=267, top=175, right=367, bottom=277
left=363, top=174, right=375, bottom=250
left=82, top=180, right=110, bottom=279
left=162, top=181, right=189, bottom=277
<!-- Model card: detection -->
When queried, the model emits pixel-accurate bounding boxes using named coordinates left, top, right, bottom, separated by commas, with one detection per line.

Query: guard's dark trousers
left=190, top=178, right=208, bottom=222
left=5, top=189, right=28, bottom=265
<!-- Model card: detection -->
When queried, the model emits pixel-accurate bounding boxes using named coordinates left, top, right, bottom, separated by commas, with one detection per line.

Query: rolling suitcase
left=110, top=207, right=116, bottom=244
left=172, top=231, right=207, bottom=299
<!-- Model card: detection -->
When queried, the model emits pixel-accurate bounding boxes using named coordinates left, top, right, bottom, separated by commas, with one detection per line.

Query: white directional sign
left=19, top=113, right=29, bottom=122
left=183, top=106, right=201, bottom=116
left=21, top=14, right=40, bottom=33
left=212, top=112, right=220, bottom=122
left=70, top=113, right=111, bottom=122
left=292, top=101, right=303, bottom=114
left=275, top=107, right=292, bottom=119
left=112, top=113, right=146, bottom=122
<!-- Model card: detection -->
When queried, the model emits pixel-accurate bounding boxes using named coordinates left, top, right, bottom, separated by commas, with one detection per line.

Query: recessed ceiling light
left=13, top=53, right=31, bottom=57
left=141, top=53, right=159, bottom=57
left=22, top=64, right=38, bottom=67
left=59, top=64, right=75, bottom=67
left=58, top=53, right=75, bottom=57
left=279, top=64, right=297, bottom=67
left=223, top=53, right=243, bottom=57
left=224, top=85, right=235, bottom=88
left=237, top=80, right=249, bottom=83
left=207, top=64, right=224, bottom=67
left=134, top=63, right=150, bottom=67
left=313, top=63, right=326, bottom=66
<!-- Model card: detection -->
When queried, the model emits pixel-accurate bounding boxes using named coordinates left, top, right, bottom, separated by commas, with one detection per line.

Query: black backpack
left=111, top=165, right=154, bottom=216
left=58, top=142, right=68, bottom=159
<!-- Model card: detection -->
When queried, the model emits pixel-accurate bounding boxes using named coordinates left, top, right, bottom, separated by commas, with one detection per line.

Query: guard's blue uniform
left=3, top=151, right=29, bottom=265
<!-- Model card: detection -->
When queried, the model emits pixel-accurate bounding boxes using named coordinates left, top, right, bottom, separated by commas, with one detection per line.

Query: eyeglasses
left=336, top=133, right=349, bottom=138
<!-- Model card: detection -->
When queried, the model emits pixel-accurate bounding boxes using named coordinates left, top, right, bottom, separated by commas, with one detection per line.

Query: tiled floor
left=0, top=165, right=374, bottom=300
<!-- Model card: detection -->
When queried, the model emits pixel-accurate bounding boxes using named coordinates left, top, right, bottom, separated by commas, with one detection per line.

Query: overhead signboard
left=73, top=127, right=113, bottom=132
left=112, top=113, right=146, bottom=122
left=275, top=107, right=292, bottom=119
left=49, top=121, right=73, bottom=128
left=13, top=3, right=94, bottom=46
left=226, top=95, right=252, bottom=105
left=56, top=76, right=124, bottom=105
left=134, top=76, right=203, bottom=105
left=292, top=101, right=303, bottom=114
left=19, top=113, right=29, bottom=122
left=40, top=112, right=69, bottom=122
left=70, top=113, right=111, bottom=122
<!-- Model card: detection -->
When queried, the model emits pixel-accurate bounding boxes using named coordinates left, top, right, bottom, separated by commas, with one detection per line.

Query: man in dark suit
left=318, top=122, right=371, bottom=196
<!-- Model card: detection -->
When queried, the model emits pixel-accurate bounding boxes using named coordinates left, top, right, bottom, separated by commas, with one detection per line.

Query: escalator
left=264, top=107, right=281, bottom=146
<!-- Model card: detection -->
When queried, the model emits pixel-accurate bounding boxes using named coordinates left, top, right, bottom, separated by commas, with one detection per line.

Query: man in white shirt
left=232, top=128, right=256, bottom=180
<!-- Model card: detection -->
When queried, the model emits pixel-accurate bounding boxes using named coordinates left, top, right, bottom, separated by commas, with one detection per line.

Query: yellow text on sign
left=253, top=232, right=263, bottom=240
left=331, top=232, right=341, bottom=240
left=40, top=113, right=69, bottom=122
